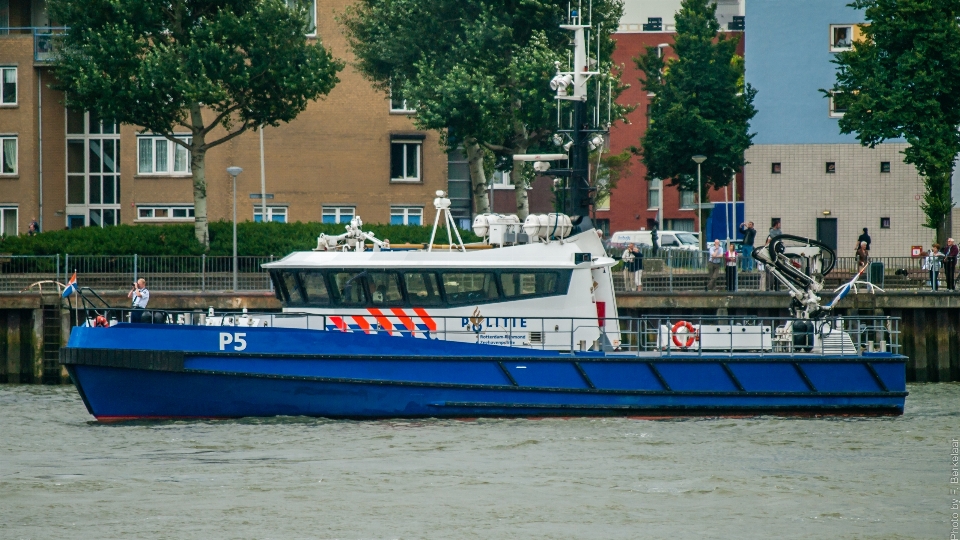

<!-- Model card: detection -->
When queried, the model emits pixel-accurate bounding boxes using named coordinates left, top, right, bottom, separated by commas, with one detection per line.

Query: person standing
left=27, top=217, right=40, bottom=236
left=630, top=243, right=643, bottom=291
left=621, top=243, right=636, bottom=291
left=856, top=241, right=869, bottom=271
left=128, top=278, right=150, bottom=322
left=706, top=239, right=723, bottom=291
left=650, top=224, right=660, bottom=256
left=857, top=228, right=871, bottom=252
left=768, top=220, right=783, bottom=239
left=925, top=244, right=944, bottom=291
left=738, top=221, right=756, bottom=272
left=724, top=242, right=739, bottom=291
left=944, top=238, right=958, bottom=291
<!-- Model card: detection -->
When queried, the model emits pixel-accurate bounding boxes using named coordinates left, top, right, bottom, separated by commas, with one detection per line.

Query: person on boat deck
left=128, top=278, right=150, bottom=322
left=724, top=242, right=739, bottom=292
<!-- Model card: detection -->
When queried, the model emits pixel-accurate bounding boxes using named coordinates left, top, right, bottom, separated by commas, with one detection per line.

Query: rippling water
left=1, top=383, right=957, bottom=539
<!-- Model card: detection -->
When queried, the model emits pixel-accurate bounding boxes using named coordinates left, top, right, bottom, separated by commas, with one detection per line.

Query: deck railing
left=70, top=306, right=901, bottom=358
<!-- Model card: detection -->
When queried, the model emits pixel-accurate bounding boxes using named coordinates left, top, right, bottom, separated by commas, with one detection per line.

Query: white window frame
left=390, top=206, right=423, bottom=226
left=136, top=205, right=196, bottom=221
left=830, top=24, right=854, bottom=52
left=647, top=179, right=661, bottom=210
left=0, top=206, right=17, bottom=236
left=137, top=135, right=192, bottom=176
left=253, top=206, right=288, bottom=223
left=492, top=170, right=514, bottom=190
left=0, top=135, right=17, bottom=175
left=390, top=140, right=422, bottom=182
left=389, top=87, right=415, bottom=114
left=828, top=92, right=847, bottom=118
left=322, top=206, right=355, bottom=224
left=0, top=67, right=16, bottom=106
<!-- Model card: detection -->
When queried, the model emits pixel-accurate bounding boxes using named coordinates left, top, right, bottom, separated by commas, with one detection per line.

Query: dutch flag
left=62, top=272, right=78, bottom=298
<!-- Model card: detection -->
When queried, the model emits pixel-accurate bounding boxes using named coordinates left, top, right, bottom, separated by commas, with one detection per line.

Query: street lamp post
left=227, top=166, right=243, bottom=292
left=692, top=155, right=707, bottom=251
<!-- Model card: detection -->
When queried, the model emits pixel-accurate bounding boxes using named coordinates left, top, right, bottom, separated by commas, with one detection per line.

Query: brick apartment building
left=600, top=0, right=745, bottom=238
left=0, top=0, right=449, bottom=237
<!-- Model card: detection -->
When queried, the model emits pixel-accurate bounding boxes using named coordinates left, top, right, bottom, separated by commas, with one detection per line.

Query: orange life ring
left=94, top=315, right=109, bottom=327
left=671, top=320, right=698, bottom=348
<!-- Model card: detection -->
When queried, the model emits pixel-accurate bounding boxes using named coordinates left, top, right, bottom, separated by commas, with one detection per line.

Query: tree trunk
left=465, top=138, right=490, bottom=216
left=513, top=141, right=529, bottom=220
left=189, top=103, right=209, bottom=248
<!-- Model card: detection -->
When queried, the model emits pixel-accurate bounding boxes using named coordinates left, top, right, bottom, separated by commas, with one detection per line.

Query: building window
left=138, top=135, right=191, bottom=175
left=286, top=0, right=316, bottom=35
left=0, top=135, right=16, bottom=174
left=254, top=206, right=287, bottom=223
left=390, top=206, right=423, bottom=225
left=65, top=111, right=121, bottom=227
left=830, top=25, right=854, bottom=51
left=880, top=217, right=890, bottom=229
left=680, top=190, right=696, bottom=209
left=664, top=219, right=695, bottom=232
left=647, top=179, right=660, bottom=209
left=828, top=92, right=849, bottom=118
left=1, top=67, right=16, bottom=105
left=322, top=206, right=355, bottom=224
left=492, top=170, right=513, bottom=189
left=137, top=205, right=195, bottom=221
left=390, top=86, right=415, bottom=113
left=825, top=162, right=836, bottom=174
left=880, top=161, right=891, bottom=173
left=390, top=140, right=421, bottom=182
left=771, top=162, right=781, bottom=174
left=0, top=206, right=17, bottom=236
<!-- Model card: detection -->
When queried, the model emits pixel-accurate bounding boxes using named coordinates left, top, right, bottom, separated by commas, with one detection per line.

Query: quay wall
left=1, top=292, right=957, bottom=384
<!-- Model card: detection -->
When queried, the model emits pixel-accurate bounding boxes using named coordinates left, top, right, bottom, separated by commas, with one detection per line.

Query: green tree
left=634, top=0, right=756, bottom=236
left=342, top=0, right=626, bottom=219
left=48, top=0, right=343, bottom=248
left=825, top=0, right=960, bottom=244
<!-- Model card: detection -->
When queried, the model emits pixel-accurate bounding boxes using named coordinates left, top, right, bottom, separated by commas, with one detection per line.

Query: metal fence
left=0, top=254, right=275, bottom=292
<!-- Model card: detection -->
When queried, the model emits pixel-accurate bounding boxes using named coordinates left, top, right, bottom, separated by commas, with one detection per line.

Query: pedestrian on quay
left=706, top=239, right=723, bottom=291
left=650, top=224, right=660, bottom=256
left=630, top=243, right=643, bottom=291
left=724, top=241, right=739, bottom=292
left=128, top=278, right=150, bottom=322
left=738, top=221, right=756, bottom=272
left=769, top=220, right=783, bottom=239
left=621, top=243, right=641, bottom=291
left=924, top=244, right=944, bottom=291
left=857, top=227, right=871, bottom=252
left=856, top=241, right=870, bottom=271
left=28, top=217, right=40, bottom=236
left=944, top=238, right=958, bottom=291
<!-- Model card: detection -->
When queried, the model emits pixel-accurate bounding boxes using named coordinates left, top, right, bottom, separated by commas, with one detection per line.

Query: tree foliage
left=825, top=0, right=960, bottom=243
left=635, top=0, right=756, bottom=195
left=49, top=0, right=343, bottom=247
left=342, top=0, right=627, bottom=219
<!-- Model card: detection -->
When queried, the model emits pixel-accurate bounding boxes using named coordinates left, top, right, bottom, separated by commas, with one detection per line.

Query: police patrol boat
left=58, top=8, right=906, bottom=420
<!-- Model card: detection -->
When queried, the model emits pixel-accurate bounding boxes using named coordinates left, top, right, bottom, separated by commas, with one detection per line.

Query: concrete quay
left=1, top=290, right=957, bottom=384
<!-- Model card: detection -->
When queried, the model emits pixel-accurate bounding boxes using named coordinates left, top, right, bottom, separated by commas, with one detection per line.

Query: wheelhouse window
left=330, top=271, right=366, bottom=306
left=366, top=272, right=403, bottom=305
left=279, top=271, right=305, bottom=304
left=322, top=206, right=355, bottom=224
left=390, top=139, right=421, bottom=182
left=441, top=272, right=499, bottom=305
left=0, top=135, right=16, bottom=174
left=299, top=271, right=331, bottom=306
left=403, top=272, right=442, bottom=306
left=1, top=67, right=16, bottom=105
left=501, top=272, right=559, bottom=298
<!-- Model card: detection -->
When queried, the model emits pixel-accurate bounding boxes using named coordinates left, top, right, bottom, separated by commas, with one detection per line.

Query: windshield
left=676, top=233, right=698, bottom=245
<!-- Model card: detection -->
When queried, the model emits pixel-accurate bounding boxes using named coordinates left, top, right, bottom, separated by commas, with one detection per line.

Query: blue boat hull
left=61, top=324, right=908, bottom=420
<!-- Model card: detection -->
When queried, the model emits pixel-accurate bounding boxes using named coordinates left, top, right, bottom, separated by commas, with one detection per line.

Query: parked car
left=608, top=230, right=701, bottom=254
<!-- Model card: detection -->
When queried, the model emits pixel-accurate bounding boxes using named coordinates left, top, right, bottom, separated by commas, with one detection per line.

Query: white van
left=608, top=230, right=701, bottom=252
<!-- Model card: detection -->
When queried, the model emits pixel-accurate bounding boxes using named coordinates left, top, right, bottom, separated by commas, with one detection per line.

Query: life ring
left=671, top=320, right=698, bottom=348
left=94, top=315, right=109, bottom=327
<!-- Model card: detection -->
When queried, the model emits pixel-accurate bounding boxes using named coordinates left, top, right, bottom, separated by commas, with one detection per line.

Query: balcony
left=0, top=27, right=67, bottom=63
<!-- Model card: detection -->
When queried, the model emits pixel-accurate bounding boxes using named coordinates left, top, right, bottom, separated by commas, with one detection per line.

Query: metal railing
left=0, top=254, right=275, bottom=292
left=0, top=27, right=68, bottom=62
left=72, top=306, right=901, bottom=358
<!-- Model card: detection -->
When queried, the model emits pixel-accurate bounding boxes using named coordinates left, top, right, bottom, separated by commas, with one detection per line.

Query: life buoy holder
left=671, top=320, right=698, bottom=349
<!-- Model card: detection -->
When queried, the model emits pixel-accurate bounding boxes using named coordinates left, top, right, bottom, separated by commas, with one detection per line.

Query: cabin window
left=403, top=272, right=442, bottom=306
left=441, top=272, right=499, bottom=305
left=500, top=272, right=559, bottom=298
left=330, top=272, right=367, bottom=306
left=300, top=271, right=331, bottom=306
left=280, top=271, right=305, bottom=304
left=366, top=272, right=403, bottom=305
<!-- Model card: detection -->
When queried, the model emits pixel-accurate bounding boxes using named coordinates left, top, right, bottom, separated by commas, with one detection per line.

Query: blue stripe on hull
left=70, top=365, right=905, bottom=420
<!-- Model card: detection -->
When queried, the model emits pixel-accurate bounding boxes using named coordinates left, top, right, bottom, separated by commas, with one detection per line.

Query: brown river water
left=1, top=383, right=957, bottom=539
